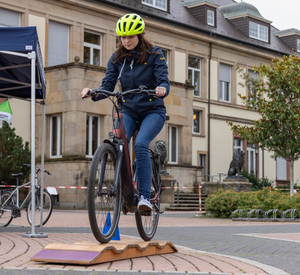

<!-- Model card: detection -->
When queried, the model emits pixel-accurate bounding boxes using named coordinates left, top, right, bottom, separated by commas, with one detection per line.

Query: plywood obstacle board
left=31, top=240, right=177, bottom=265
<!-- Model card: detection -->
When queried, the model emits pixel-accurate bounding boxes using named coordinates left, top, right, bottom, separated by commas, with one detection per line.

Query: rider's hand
left=155, top=86, right=166, bottom=97
left=81, top=88, right=91, bottom=98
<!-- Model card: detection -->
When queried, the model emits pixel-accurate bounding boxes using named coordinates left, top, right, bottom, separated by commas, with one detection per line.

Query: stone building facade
left=1, top=0, right=299, bottom=208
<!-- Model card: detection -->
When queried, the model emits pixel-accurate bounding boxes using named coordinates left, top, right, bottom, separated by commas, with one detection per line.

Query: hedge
left=205, top=188, right=300, bottom=218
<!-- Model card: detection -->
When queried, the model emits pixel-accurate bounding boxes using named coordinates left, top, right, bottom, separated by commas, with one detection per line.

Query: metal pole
left=40, top=101, right=46, bottom=227
left=23, top=51, right=47, bottom=238
left=262, top=149, right=265, bottom=188
left=176, top=182, right=179, bottom=204
left=198, top=184, right=202, bottom=212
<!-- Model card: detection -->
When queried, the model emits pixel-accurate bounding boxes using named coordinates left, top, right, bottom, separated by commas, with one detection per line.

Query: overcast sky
left=239, top=0, right=300, bottom=31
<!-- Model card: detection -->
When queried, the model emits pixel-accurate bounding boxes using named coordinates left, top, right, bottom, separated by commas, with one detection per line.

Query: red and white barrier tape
left=0, top=185, right=201, bottom=190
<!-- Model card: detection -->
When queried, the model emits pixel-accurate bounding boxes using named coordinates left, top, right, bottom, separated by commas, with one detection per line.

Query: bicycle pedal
left=12, top=206, right=21, bottom=218
left=122, top=204, right=128, bottom=215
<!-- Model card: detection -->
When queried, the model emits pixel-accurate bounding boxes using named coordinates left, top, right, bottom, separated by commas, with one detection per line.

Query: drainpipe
left=207, top=43, right=212, bottom=178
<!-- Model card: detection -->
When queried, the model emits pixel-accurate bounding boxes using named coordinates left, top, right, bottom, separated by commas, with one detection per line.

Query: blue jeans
left=123, top=112, right=166, bottom=200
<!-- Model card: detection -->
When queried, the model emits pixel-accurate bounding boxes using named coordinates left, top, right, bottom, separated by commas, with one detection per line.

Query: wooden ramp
left=31, top=240, right=177, bottom=265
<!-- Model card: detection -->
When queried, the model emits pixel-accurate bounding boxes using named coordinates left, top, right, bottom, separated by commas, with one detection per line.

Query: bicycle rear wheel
left=27, top=189, right=53, bottom=226
left=135, top=156, right=161, bottom=241
left=0, top=191, right=15, bottom=227
left=88, top=143, right=122, bottom=243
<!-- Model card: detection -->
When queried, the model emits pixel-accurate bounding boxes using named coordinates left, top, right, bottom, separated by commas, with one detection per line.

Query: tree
left=228, top=55, right=300, bottom=197
left=0, top=122, right=31, bottom=184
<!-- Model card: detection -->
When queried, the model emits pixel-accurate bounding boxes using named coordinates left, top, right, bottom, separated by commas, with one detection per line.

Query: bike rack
left=282, top=209, right=293, bottom=220
left=232, top=209, right=248, bottom=220
left=291, top=209, right=300, bottom=220
left=247, top=209, right=265, bottom=220
left=232, top=208, right=300, bottom=221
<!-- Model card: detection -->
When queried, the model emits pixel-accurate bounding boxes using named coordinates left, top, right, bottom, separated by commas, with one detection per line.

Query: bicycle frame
left=101, top=107, right=135, bottom=204
left=1, top=181, right=35, bottom=209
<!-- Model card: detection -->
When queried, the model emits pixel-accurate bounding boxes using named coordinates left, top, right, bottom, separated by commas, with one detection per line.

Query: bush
left=205, top=191, right=239, bottom=218
left=241, top=170, right=273, bottom=190
left=206, top=188, right=299, bottom=218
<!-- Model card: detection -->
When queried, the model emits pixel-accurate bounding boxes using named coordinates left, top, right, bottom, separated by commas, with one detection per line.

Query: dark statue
left=154, top=140, right=167, bottom=174
left=227, top=149, right=245, bottom=177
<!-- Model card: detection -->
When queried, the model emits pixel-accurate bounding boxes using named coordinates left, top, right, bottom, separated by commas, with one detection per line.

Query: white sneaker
left=138, top=195, right=152, bottom=213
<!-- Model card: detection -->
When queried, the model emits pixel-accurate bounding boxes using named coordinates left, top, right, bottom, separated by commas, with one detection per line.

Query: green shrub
left=206, top=188, right=299, bottom=218
left=241, top=170, right=273, bottom=190
left=205, top=191, right=239, bottom=218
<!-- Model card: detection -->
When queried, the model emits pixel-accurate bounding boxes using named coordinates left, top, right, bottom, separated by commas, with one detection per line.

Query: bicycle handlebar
left=82, top=86, right=157, bottom=99
left=22, top=164, right=51, bottom=176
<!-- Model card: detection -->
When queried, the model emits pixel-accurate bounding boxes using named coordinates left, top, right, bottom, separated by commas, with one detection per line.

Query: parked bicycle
left=84, top=87, right=162, bottom=243
left=0, top=166, right=53, bottom=227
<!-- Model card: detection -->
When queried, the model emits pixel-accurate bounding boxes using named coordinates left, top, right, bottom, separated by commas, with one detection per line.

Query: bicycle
left=0, top=166, right=53, bottom=227
left=84, top=87, right=162, bottom=243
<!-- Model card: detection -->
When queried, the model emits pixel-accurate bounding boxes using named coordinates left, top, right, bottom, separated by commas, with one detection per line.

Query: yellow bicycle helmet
left=116, top=13, right=145, bottom=36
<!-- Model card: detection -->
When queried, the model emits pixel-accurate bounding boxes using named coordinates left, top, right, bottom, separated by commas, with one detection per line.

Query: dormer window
left=184, top=0, right=218, bottom=28
left=142, top=0, right=167, bottom=11
left=276, top=28, right=300, bottom=52
left=220, top=2, right=271, bottom=43
left=249, top=21, right=268, bottom=42
left=207, top=9, right=215, bottom=26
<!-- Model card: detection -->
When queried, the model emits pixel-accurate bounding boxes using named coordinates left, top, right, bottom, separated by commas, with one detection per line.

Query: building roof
left=276, top=28, right=300, bottom=37
left=219, top=2, right=272, bottom=23
left=99, top=0, right=295, bottom=55
left=183, top=0, right=219, bottom=8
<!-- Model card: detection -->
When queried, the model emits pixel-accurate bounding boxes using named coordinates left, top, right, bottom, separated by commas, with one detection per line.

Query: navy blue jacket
left=97, top=46, right=169, bottom=120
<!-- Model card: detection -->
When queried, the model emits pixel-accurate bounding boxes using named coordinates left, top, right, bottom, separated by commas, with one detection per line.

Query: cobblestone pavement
left=1, top=210, right=299, bottom=274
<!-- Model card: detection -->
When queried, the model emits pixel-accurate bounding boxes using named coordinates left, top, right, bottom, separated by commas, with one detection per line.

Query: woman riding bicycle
left=81, top=13, right=170, bottom=213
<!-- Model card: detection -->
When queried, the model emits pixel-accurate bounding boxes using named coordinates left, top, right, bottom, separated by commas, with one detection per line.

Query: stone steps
left=165, top=192, right=207, bottom=211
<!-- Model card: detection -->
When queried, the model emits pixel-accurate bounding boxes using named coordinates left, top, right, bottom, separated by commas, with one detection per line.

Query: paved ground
left=1, top=210, right=300, bottom=274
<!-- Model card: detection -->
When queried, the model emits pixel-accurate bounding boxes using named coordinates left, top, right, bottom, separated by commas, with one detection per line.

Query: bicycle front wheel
left=135, top=156, right=161, bottom=241
left=88, top=143, right=122, bottom=243
left=27, top=189, right=53, bottom=226
left=0, top=191, right=15, bottom=227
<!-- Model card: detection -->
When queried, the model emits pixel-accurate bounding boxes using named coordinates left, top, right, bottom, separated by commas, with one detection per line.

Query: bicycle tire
left=26, top=189, right=53, bottom=226
left=0, top=191, right=15, bottom=227
left=135, top=156, right=161, bottom=241
left=88, top=143, right=122, bottom=243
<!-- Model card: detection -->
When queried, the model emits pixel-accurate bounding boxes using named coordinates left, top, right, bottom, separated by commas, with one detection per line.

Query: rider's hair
left=114, top=33, right=159, bottom=64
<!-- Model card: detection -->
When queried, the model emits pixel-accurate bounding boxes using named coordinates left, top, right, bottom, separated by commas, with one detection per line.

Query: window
left=168, top=126, right=178, bottom=164
left=50, top=115, right=62, bottom=158
left=0, top=8, right=20, bottom=27
left=188, top=56, right=201, bottom=97
left=249, top=21, right=268, bottom=42
left=86, top=115, right=100, bottom=157
left=193, top=110, right=201, bottom=134
left=142, top=0, right=167, bottom=11
left=199, top=154, right=206, bottom=180
left=48, top=21, right=69, bottom=66
left=161, top=49, right=169, bottom=65
left=234, top=138, right=243, bottom=151
left=207, top=10, right=215, bottom=26
left=277, top=156, right=287, bottom=180
left=84, top=31, right=101, bottom=66
left=297, top=39, right=300, bottom=53
left=248, top=70, right=258, bottom=103
left=247, top=143, right=256, bottom=174
left=219, top=63, right=231, bottom=102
